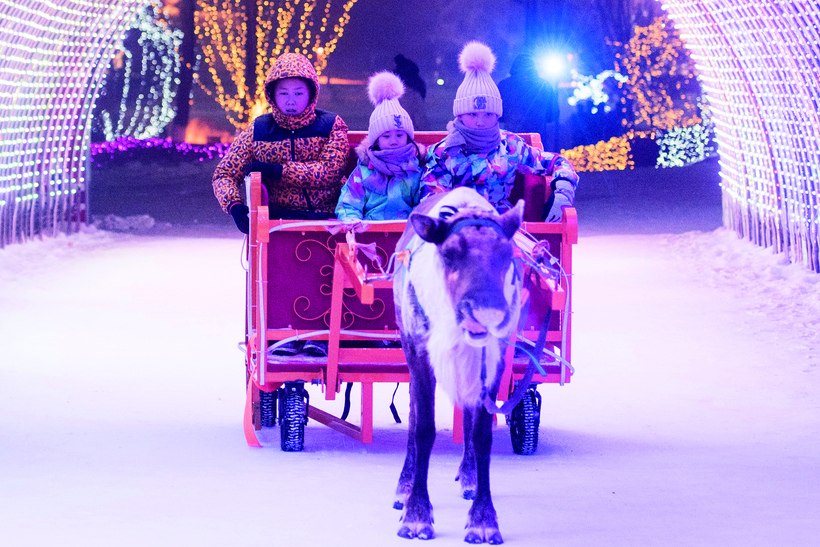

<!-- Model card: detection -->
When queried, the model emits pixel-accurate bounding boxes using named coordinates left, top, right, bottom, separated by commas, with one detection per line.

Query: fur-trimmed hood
left=263, top=53, right=321, bottom=130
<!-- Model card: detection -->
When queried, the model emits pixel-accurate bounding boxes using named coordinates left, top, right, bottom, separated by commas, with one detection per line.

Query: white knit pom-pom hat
left=367, top=71, right=414, bottom=143
left=453, top=41, right=503, bottom=117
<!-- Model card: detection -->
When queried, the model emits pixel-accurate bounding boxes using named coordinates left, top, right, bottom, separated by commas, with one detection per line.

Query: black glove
left=229, top=202, right=250, bottom=234
left=244, top=161, right=283, bottom=184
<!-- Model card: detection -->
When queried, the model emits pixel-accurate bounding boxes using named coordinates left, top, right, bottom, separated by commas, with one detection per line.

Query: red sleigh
left=243, top=131, right=577, bottom=453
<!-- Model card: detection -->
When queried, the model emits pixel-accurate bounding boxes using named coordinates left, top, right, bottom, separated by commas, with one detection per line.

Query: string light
left=195, top=0, right=359, bottom=130
left=613, top=13, right=702, bottom=131
left=564, top=14, right=709, bottom=172
left=567, top=70, right=628, bottom=115
left=663, top=1, right=820, bottom=272
left=92, top=3, right=183, bottom=141
left=0, top=0, right=143, bottom=247
left=561, top=135, right=633, bottom=173
left=90, top=136, right=230, bottom=164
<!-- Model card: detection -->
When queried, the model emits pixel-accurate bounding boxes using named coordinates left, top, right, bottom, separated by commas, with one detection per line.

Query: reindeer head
left=411, top=200, right=523, bottom=347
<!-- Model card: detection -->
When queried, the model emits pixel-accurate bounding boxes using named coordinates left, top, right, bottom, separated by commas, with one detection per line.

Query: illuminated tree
left=161, top=0, right=197, bottom=141
left=92, top=3, right=183, bottom=142
left=195, top=0, right=359, bottom=130
left=613, top=14, right=701, bottom=132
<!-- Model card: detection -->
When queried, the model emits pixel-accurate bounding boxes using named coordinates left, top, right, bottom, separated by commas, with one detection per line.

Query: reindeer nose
left=472, top=308, right=505, bottom=328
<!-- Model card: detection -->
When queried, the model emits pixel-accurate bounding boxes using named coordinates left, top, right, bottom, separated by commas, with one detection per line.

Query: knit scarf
left=362, top=143, right=420, bottom=195
left=444, top=118, right=501, bottom=155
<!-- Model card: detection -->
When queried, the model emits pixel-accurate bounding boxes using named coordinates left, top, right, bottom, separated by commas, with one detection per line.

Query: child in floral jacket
left=421, top=42, right=578, bottom=222
left=335, top=71, right=424, bottom=227
left=213, top=52, right=349, bottom=233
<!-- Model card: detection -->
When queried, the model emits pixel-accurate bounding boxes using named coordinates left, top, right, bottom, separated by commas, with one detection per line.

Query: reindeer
left=393, top=187, right=524, bottom=544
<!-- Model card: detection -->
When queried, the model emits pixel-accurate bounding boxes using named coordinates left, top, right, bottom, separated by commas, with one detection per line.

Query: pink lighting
left=662, top=1, right=820, bottom=272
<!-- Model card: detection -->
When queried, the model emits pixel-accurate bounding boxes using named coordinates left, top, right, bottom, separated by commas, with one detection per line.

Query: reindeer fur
left=393, top=187, right=523, bottom=544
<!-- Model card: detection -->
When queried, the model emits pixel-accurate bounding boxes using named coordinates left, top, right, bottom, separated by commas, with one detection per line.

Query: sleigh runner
left=243, top=131, right=577, bottom=452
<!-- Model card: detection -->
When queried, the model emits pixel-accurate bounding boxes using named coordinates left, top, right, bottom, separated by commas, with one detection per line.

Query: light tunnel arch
left=662, top=0, right=820, bottom=271
left=0, top=0, right=143, bottom=247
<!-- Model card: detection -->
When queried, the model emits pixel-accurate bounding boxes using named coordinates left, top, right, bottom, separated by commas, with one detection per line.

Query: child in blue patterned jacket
left=421, top=41, right=579, bottom=222
left=335, top=72, right=425, bottom=229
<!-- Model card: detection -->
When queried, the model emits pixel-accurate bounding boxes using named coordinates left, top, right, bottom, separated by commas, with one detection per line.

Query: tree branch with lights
left=195, top=0, right=358, bottom=130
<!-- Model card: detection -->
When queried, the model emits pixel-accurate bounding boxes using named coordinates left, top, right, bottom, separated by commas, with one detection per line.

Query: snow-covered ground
left=1, top=158, right=818, bottom=546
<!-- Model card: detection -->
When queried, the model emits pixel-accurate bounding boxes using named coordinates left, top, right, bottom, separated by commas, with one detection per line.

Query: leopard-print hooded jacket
left=212, top=53, right=349, bottom=215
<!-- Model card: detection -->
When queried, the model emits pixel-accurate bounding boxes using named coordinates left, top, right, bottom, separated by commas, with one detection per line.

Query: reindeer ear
left=411, top=213, right=449, bottom=244
left=498, top=200, right=524, bottom=239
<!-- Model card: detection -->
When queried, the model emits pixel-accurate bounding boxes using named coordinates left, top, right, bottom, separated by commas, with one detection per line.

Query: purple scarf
left=362, top=143, right=420, bottom=195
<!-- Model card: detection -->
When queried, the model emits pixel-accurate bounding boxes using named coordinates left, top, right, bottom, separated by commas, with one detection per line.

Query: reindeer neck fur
left=397, top=188, right=522, bottom=407
left=405, top=242, right=507, bottom=407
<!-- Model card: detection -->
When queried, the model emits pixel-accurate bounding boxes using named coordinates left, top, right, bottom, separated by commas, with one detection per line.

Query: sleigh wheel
left=508, top=385, right=542, bottom=455
left=259, top=389, right=277, bottom=428
left=279, top=381, right=309, bottom=452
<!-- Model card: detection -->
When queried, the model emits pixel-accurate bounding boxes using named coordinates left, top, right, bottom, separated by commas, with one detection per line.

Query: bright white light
left=536, top=53, right=566, bottom=80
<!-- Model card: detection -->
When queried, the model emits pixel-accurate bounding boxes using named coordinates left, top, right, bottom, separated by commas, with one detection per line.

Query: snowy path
left=1, top=226, right=818, bottom=546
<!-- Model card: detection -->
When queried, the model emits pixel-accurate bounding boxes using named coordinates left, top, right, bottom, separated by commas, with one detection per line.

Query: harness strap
left=446, top=217, right=508, bottom=240
left=481, top=305, right=552, bottom=416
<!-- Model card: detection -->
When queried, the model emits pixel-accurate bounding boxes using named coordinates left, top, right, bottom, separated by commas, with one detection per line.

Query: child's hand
left=543, top=193, right=571, bottom=222
left=543, top=179, right=575, bottom=222
left=339, top=219, right=364, bottom=233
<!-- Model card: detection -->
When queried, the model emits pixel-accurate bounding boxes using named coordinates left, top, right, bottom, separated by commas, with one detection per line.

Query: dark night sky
left=326, top=0, right=528, bottom=82
left=320, top=0, right=600, bottom=130
left=191, top=1, right=603, bottom=132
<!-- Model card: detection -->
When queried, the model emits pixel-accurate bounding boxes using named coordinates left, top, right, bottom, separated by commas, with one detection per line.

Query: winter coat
left=212, top=53, right=349, bottom=215
left=420, top=127, right=579, bottom=212
left=335, top=139, right=425, bottom=222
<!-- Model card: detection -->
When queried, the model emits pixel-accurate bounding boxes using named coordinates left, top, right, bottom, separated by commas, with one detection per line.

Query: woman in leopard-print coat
left=212, top=53, right=349, bottom=221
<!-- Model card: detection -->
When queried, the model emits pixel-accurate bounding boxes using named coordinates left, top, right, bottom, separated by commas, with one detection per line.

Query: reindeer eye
left=440, top=236, right=467, bottom=264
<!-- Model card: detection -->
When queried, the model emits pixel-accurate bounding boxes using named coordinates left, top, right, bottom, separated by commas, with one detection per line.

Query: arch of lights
left=0, top=0, right=142, bottom=247
left=662, top=1, right=820, bottom=272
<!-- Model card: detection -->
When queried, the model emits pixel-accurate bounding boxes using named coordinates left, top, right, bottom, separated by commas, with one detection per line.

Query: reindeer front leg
left=457, top=405, right=477, bottom=500
left=465, top=404, right=503, bottom=544
left=398, top=351, right=437, bottom=540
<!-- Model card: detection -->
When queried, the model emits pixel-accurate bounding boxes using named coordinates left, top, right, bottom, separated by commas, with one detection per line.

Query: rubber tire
left=509, top=386, right=542, bottom=455
left=259, top=389, right=277, bottom=428
left=279, top=383, right=307, bottom=452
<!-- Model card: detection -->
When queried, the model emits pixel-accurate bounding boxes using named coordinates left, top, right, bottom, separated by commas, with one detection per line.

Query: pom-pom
left=367, top=71, right=404, bottom=105
left=458, top=41, right=496, bottom=74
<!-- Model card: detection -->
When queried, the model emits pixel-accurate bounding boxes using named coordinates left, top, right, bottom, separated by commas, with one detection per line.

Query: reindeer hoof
left=488, top=531, right=504, bottom=544
left=399, top=524, right=435, bottom=540
left=464, top=528, right=503, bottom=544
left=465, top=531, right=483, bottom=544
left=417, top=526, right=435, bottom=540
